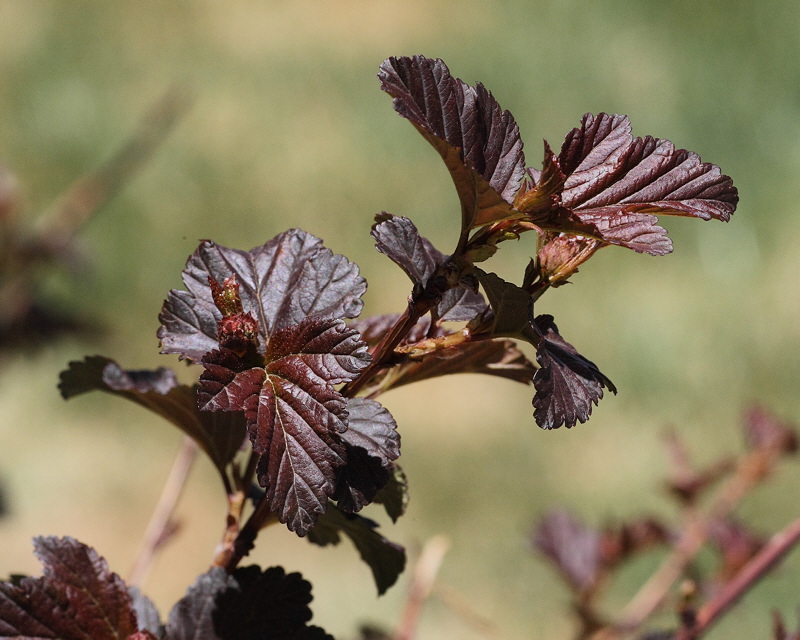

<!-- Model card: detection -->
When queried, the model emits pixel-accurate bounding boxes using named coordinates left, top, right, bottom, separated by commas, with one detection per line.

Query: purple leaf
left=528, top=113, right=737, bottom=255
left=198, top=317, right=371, bottom=536
left=0, top=537, right=139, bottom=639
left=533, top=510, right=601, bottom=593
left=532, top=315, right=616, bottom=430
left=159, top=230, right=366, bottom=363
left=379, top=56, right=525, bottom=229
left=307, top=505, right=406, bottom=596
left=372, top=214, right=486, bottom=321
left=59, top=356, right=246, bottom=475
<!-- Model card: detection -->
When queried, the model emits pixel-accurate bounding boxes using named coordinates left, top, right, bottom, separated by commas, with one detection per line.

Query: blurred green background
left=2, top=1, right=800, bottom=638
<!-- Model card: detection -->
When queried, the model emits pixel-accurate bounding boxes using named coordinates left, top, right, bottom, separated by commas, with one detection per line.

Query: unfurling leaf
left=532, top=315, right=616, bottom=430
left=58, top=355, right=246, bottom=475
left=166, top=566, right=332, bottom=640
left=308, top=505, right=406, bottom=596
left=0, top=537, right=139, bottom=639
left=379, top=56, right=525, bottom=230
left=523, top=113, right=738, bottom=255
left=372, top=213, right=486, bottom=321
left=159, top=230, right=366, bottom=363
left=199, top=317, right=371, bottom=536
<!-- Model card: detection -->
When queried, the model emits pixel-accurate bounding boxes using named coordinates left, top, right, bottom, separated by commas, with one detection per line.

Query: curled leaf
left=308, top=505, right=406, bottom=596
left=532, top=315, right=616, bottom=430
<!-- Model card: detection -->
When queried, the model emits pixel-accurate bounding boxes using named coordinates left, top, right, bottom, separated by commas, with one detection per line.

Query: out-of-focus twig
left=394, top=535, right=450, bottom=640
left=591, top=430, right=793, bottom=640
left=128, top=436, right=198, bottom=587
left=675, top=516, right=800, bottom=640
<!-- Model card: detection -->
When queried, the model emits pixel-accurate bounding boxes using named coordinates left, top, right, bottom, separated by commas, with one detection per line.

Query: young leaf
left=198, top=316, right=371, bottom=536
left=159, top=230, right=366, bottom=363
left=308, top=504, right=406, bottom=596
left=378, top=56, right=525, bottom=230
left=0, top=537, right=139, bottom=639
left=59, top=355, right=246, bottom=475
left=523, top=113, right=738, bottom=255
left=166, top=566, right=332, bottom=640
left=372, top=214, right=486, bottom=321
left=532, top=315, right=616, bottom=430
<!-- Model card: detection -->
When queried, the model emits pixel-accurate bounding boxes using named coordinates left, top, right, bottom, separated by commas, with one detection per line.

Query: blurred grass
left=2, top=1, right=800, bottom=638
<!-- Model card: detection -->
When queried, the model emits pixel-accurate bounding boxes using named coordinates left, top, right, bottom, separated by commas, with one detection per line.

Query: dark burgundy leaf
left=0, top=536, right=138, bottom=639
left=549, top=113, right=738, bottom=255
left=334, top=446, right=391, bottom=514
left=371, top=214, right=486, bottom=321
left=198, top=317, right=371, bottom=536
left=334, top=398, right=400, bottom=513
left=215, top=566, right=332, bottom=640
left=307, top=505, right=406, bottom=596
left=166, top=567, right=233, bottom=640
left=533, top=510, right=601, bottom=593
left=159, top=230, right=366, bottom=363
left=166, top=566, right=331, bottom=640
left=532, top=315, right=616, bottom=430
left=59, top=356, right=246, bottom=475
left=372, top=214, right=439, bottom=285
left=379, top=56, right=525, bottom=229
left=373, top=465, right=409, bottom=523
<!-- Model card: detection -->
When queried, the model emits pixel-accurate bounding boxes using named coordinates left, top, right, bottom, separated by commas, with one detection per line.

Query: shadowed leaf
left=59, top=355, right=246, bottom=475
left=166, top=566, right=332, bottom=640
left=308, top=505, right=406, bottom=596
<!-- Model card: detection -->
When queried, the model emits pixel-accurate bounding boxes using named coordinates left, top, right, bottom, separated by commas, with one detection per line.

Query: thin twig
left=394, top=535, right=451, bottom=640
left=128, top=436, right=198, bottom=587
